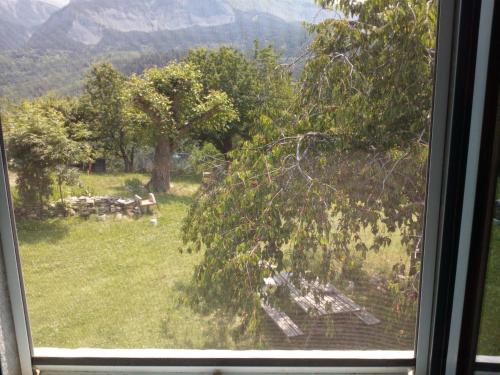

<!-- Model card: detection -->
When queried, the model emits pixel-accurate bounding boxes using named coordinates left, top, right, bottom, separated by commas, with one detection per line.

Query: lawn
left=17, top=173, right=243, bottom=349
left=17, top=171, right=498, bottom=353
left=477, top=222, right=500, bottom=355
left=16, top=171, right=414, bottom=349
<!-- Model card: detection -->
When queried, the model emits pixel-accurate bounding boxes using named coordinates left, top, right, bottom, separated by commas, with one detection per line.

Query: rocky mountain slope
left=0, top=0, right=67, bottom=48
left=26, top=0, right=328, bottom=52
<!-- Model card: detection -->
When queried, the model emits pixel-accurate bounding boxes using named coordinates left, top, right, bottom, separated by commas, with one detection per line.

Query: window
left=476, top=87, right=500, bottom=361
left=477, top=171, right=500, bottom=356
left=0, top=0, right=497, bottom=374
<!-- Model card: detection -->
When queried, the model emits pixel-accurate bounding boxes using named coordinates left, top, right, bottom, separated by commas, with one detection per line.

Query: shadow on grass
left=172, top=279, right=235, bottom=349
left=15, top=218, right=70, bottom=245
left=171, top=174, right=202, bottom=185
left=156, top=193, right=194, bottom=206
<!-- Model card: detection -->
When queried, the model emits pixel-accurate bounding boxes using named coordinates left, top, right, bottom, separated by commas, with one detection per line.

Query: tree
left=6, top=98, right=91, bottom=214
left=301, top=0, right=436, bottom=276
left=129, top=62, right=238, bottom=192
left=182, top=0, right=436, bottom=342
left=187, top=45, right=294, bottom=154
left=81, top=62, right=146, bottom=172
left=55, top=165, right=80, bottom=206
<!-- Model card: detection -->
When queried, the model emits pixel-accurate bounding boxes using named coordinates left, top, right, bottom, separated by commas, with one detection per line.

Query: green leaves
left=181, top=0, right=436, bottom=340
left=128, top=60, right=239, bottom=191
left=81, top=61, right=146, bottom=171
left=129, top=61, right=238, bottom=142
left=5, top=98, right=92, bottom=213
left=187, top=45, right=294, bottom=153
left=304, top=0, right=436, bottom=149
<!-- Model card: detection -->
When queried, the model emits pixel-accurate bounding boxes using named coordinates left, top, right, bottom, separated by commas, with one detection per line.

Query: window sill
left=32, top=348, right=415, bottom=374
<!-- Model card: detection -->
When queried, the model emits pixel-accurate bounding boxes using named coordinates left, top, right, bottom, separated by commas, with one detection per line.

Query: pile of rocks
left=49, top=196, right=140, bottom=218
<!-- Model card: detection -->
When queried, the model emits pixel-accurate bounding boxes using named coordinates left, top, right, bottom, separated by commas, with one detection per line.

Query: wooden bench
left=260, top=301, right=304, bottom=338
left=134, top=193, right=157, bottom=214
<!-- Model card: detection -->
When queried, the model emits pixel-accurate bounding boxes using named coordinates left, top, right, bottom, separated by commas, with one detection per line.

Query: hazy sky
left=40, top=0, right=70, bottom=7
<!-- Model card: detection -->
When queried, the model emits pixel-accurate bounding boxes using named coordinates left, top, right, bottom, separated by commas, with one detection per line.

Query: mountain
left=0, top=0, right=66, bottom=49
left=0, top=0, right=334, bottom=99
left=27, top=0, right=328, bottom=51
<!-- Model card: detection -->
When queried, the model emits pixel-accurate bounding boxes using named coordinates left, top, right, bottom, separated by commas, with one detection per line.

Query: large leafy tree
left=186, top=45, right=294, bottom=154
left=81, top=62, right=146, bottom=172
left=182, top=0, right=436, bottom=342
left=5, top=98, right=91, bottom=214
left=129, top=62, right=238, bottom=192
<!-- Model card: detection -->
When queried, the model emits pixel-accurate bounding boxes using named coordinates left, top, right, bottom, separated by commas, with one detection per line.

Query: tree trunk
left=119, top=143, right=134, bottom=173
left=129, top=147, right=135, bottom=172
left=123, top=157, right=132, bottom=173
left=221, top=135, right=233, bottom=155
left=147, top=135, right=173, bottom=192
left=118, top=129, right=134, bottom=173
left=123, top=156, right=133, bottom=173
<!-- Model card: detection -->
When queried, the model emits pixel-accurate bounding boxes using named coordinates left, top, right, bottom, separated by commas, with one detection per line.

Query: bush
left=5, top=99, right=91, bottom=215
left=69, top=183, right=95, bottom=198
left=124, top=178, right=148, bottom=196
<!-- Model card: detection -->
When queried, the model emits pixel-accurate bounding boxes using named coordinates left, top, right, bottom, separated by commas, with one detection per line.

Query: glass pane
left=477, top=96, right=500, bottom=357
left=0, top=0, right=438, bottom=351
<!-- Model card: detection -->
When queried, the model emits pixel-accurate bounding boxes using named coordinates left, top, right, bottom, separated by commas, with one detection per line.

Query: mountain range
left=0, top=0, right=333, bottom=99
left=1, top=0, right=329, bottom=51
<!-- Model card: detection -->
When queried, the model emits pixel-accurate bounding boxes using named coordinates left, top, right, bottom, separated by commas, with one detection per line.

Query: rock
left=115, top=213, right=123, bottom=220
left=96, top=214, right=107, bottom=221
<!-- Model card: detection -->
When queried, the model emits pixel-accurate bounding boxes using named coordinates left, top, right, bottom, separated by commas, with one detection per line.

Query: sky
left=39, top=0, right=69, bottom=7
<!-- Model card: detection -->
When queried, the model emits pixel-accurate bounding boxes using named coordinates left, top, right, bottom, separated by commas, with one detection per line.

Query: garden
left=16, top=171, right=412, bottom=349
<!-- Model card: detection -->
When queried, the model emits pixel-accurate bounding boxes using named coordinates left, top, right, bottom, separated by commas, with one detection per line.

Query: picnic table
left=261, top=271, right=380, bottom=339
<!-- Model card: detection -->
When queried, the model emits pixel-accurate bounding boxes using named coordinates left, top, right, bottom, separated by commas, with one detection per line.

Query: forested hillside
left=0, top=49, right=184, bottom=99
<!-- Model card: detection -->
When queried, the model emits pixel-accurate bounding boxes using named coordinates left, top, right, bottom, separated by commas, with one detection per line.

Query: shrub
left=6, top=99, right=91, bottom=215
left=124, top=178, right=148, bottom=196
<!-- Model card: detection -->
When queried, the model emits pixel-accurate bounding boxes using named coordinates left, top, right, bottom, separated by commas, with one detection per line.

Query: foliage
left=128, top=61, right=238, bottom=191
left=305, top=0, right=436, bottom=149
left=0, top=49, right=182, bottom=100
left=80, top=62, right=149, bottom=172
left=5, top=98, right=91, bottom=214
left=188, top=143, right=225, bottom=174
left=182, top=0, right=437, bottom=338
left=55, top=165, right=80, bottom=205
left=124, top=177, right=149, bottom=196
left=186, top=45, right=294, bottom=154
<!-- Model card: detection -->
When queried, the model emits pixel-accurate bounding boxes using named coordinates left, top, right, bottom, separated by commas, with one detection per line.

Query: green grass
left=16, top=172, right=419, bottom=349
left=17, top=173, right=241, bottom=348
left=476, top=179, right=500, bottom=355
left=19, top=172, right=498, bottom=352
left=477, top=224, right=500, bottom=355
